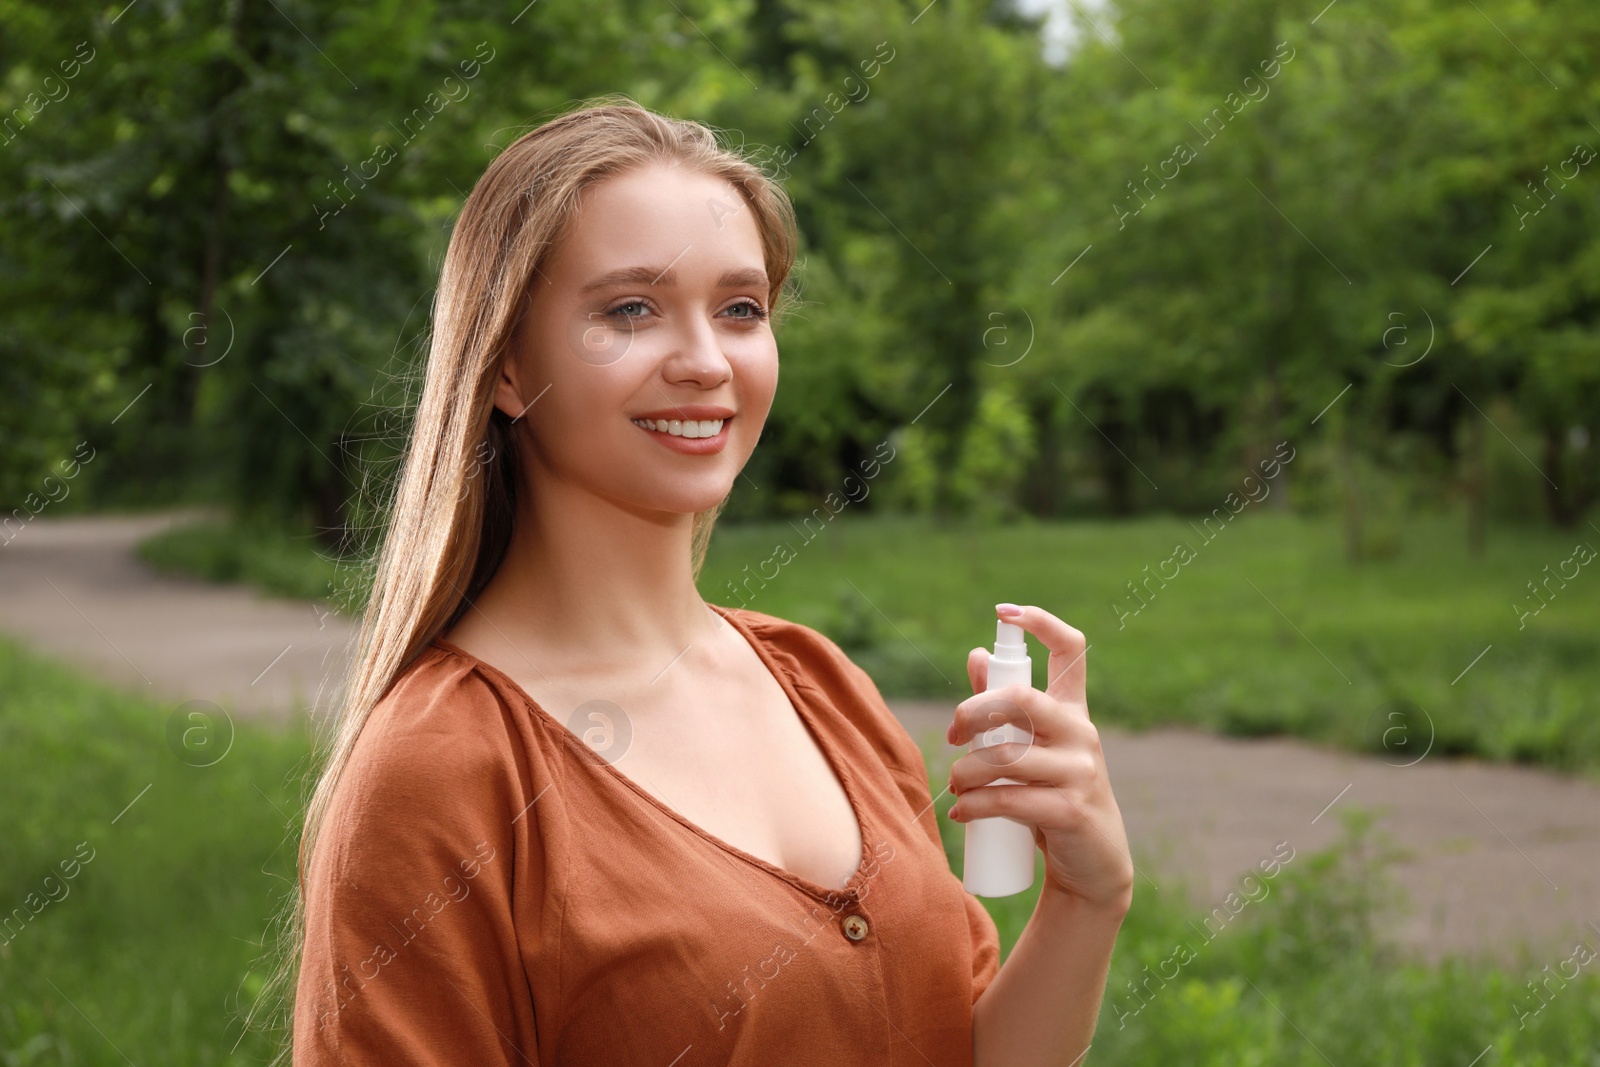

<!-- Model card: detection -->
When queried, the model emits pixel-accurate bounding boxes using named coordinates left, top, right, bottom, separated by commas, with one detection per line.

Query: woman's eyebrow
left=580, top=265, right=769, bottom=292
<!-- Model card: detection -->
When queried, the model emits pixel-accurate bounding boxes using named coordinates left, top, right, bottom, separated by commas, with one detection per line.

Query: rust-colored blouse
left=294, top=603, right=1001, bottom=1065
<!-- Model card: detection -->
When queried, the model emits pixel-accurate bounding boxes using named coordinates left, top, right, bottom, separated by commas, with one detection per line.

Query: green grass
left=2, top=635, right=1595, bottom=1062
left=139, top=509, right=1600, bottom=776
left=700, top=511, right=1600, bottom=777
left=964, top=803, right=1600, bottom=1064
left=0, top=637, right=310, bottom=1064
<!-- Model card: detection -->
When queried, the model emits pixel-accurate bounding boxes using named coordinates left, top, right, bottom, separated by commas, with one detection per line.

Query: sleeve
left=963, top=889, right=1003, bottom=1003
left=293, top=672, right=539, bottom=1066
left=811, top=630, right=1004, bottom=1005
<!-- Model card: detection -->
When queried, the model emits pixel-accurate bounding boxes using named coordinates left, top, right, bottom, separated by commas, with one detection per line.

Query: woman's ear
left=492, top=362, right=529, bottom=421
left=493, top=297, right=545, bottom=421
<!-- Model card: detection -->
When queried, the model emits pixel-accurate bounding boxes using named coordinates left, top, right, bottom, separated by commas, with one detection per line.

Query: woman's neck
left=447, top=477, right=724, bottom=674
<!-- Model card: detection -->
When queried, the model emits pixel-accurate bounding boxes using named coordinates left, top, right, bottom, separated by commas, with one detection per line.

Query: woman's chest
left=614, top=674, right=865, bottom=890
left=533, top=655, right=866, bottom=892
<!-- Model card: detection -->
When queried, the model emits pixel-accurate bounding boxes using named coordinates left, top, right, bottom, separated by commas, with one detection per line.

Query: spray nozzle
left=993, top=619, right=1028, bottom=662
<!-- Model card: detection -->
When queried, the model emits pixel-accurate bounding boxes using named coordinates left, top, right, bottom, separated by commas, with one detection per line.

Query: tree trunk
left=311, top=428, right=352, bottom=552
left=1266, top=354, right=1290, bottom=511
left=1024, top=400, right=1061, bottom=516
left=188, top=155, right=232, bottom=406
left=1463, top=413, right=1485, bottom=556
left=1338, top=408, right=1364, bottom=563
left=1097, top=401, right=1135, bottom=517
left=1256, top=134, right=1292, bottom=513
left=1540, top=427, right=1575, bottom=528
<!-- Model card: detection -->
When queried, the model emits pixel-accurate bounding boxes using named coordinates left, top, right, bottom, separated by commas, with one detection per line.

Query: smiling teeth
left=632, top=418, right=725, bottom=439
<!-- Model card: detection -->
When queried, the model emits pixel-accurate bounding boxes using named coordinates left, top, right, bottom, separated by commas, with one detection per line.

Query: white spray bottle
left=962, top=618, right=1037, bottom=897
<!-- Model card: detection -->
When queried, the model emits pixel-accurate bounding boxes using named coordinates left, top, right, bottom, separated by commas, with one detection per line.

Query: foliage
left=3, top=0, right=1595, bottom=541
left=136, top=514, right=346, bottom=602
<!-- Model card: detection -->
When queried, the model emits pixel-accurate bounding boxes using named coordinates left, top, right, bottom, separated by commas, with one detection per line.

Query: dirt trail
left=902, top=706, right=1599, bottom=967
left=0, top=510, right=353, bottom=722
left=2, top=511, right=1596, bottom=966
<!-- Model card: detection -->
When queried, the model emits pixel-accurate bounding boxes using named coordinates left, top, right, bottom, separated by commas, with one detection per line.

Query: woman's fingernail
left=996, top=602, right=1023, bottom=618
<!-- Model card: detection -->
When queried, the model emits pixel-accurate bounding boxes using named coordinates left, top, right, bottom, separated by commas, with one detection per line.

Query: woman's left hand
left=945, top=604, right=1135, bottom=912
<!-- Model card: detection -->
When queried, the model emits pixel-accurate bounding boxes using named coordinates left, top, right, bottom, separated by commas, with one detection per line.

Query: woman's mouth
left=629, top=417, right=725, bottom=439
left=629, top=416, right=732, bottom=454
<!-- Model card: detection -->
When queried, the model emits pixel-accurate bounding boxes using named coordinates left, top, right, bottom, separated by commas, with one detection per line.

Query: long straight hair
left=257, top=94, right=799, bottom=1061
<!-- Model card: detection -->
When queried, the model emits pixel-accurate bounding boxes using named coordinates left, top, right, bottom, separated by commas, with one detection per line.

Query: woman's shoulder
left=717, top=604, right=878, bottom=693
left=362, top=640, right=517, bottom=747
left=297, top=642, right=535, bottom=1059
left=327, top=642, right=530, bottom=846
left=716, top=604, right=931, bottom=779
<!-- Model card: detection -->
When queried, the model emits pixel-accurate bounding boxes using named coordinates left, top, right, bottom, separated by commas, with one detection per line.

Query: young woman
left=285, top=96, right=1133, bottom=1066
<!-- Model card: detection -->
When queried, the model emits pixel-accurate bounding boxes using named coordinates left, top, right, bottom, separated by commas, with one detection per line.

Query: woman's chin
left=616, top=485, right=738, bottom=518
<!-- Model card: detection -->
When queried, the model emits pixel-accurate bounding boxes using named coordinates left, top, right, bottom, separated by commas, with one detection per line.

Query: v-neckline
left=428, top=602, right=874, bottom=903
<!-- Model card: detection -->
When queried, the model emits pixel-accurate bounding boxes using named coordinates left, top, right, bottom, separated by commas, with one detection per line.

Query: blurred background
left=2, top=0, right=1598, bottom=1062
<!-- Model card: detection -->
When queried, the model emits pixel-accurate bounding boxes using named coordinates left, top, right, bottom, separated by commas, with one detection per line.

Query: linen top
left=294, top=602, right=1001, bottom=1065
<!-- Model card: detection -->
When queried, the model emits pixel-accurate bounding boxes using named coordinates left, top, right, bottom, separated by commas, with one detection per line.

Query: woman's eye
left=724, top=300, right=769, bottom=321
left=607, top=300, right=651, bottom=319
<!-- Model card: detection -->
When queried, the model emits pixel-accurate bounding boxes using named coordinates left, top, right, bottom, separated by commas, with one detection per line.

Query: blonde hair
left=254, top=94, right=799, bottom=1061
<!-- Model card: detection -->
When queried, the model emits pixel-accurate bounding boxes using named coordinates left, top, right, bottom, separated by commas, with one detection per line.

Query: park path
left=2, top=511, right=1597, bottom=967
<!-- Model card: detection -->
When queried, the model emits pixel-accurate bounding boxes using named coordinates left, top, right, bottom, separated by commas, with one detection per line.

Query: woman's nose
left=663, top=316, right=732, bottom=386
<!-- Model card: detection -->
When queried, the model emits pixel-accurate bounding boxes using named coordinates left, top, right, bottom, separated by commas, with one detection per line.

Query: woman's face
left=495, top=161, right=778, bottom=519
